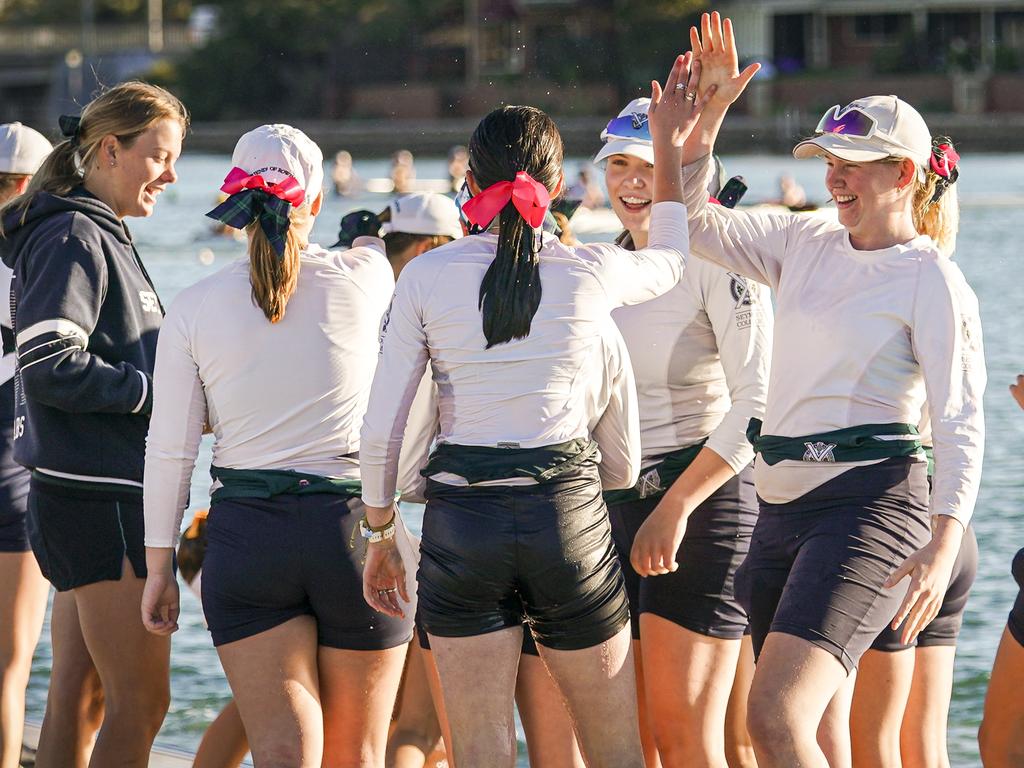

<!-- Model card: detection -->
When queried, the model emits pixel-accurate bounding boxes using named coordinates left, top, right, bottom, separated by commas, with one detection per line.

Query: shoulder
left=168, top=260, right=246, bottom=315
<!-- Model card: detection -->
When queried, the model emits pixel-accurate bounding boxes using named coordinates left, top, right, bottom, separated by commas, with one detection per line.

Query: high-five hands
left=648, top=52, right=717, bottom=148
left=689, top=11, right=760, bottom=107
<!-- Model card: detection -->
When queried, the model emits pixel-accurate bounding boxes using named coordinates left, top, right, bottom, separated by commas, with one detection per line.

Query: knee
left=652, top=722, right=713, bottom=768
left=979, top=718, right=1016, bottom=767
left=746, top=692, right=797, bottom=758
left=249, top=742, right=307, bottom=768
left=106, top=684, right=170, bottom=734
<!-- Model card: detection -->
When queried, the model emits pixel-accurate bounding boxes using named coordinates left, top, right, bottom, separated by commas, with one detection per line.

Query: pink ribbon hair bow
left=220, top=166, right=306, bottom=207
left=461, top=171, right=551, bottom=229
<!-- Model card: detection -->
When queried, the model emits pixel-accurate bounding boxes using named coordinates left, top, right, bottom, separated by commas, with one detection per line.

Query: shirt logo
left=637, top=467, right=663, bottom=498
left=630, top=112, right=649, bottom=131
left=803, top=442, right=837, bottom=462
left=728, top=273, right=753, bottom=308
left=139, top=291, right=160, bottom=313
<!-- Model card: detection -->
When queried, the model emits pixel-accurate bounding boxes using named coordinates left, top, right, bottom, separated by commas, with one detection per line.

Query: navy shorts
left=201, top=494, right=413, bottom=650
left=0, top=423, right=30, bottom=553
left=417, top=462, right=630, bottom=651
left=1009, top=548, right=1024, bottom=647
left=608, top=467, right=757, bottom=640
left=735, top=458, right=931, bottom=673
left=871, top=523, right=978, bottom=651
left=27, top=476, right=147, bottom=591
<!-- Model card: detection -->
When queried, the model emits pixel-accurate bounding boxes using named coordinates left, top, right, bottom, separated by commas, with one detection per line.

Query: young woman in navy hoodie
left=0, top=81, right=187, bottom=767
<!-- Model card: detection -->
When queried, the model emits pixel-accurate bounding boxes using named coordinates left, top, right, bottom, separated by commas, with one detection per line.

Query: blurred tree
left=0, top=0, right=191, bottom=22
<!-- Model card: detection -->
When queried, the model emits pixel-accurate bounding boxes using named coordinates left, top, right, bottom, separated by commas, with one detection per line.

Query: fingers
left=884, top=556, right=914, bottom=588
left=689, top=26, right=702, bottom=56
left=650, top=80, right=662, bottom=109
left=684, top=56, right=702, bottom=94
left=701, top=12, right=713, bottom=52
left=663, top=53, right=688, bottom=97
left=711, top=10, right=724, bottom=52
left=900, top=590, right=940, bottom=645
left=692, top=84, right=717, bottom=115
left=737, top=62, right=761, bottom=90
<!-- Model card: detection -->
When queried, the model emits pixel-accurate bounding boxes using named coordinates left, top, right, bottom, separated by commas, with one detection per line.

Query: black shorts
left=201, top=494, right=413, bottom=650
left=417, top=462, right=630, bottom=651
left=608, top=467, right=757, bottom=640
left=27, top=476, right=147, bottom=591
left=870, top=522, right=978, bottom=651
left=0, top=423, right=30, bottom=553
left=735, top=458, right=931, bottom=673
left=1009, top=548, right=1024, bottom=648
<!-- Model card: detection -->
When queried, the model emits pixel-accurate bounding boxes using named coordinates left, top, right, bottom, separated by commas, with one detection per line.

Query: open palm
left=690, top=11, right=760, bottom=107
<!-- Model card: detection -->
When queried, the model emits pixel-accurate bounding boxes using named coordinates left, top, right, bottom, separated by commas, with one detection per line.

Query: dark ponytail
left=469, top=106, right=563, bottom=348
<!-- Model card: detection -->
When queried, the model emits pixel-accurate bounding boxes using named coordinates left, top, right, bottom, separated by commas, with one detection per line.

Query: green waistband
left=924, top=445, right=934, bottom=477
left=210, top=466, right=362, bottom=501
left=746, top=419, right=922, bottom=466
left=421, top=438, right=598, bottom=485
left=604, top=440, right=707, bottom=506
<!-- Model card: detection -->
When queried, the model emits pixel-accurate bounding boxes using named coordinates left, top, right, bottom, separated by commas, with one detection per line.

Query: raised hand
left=690, top=11, right=760, bottom=107
left=648, top=52, right=717, bottom=149
left=1011, top=373, right=1024, bottom=410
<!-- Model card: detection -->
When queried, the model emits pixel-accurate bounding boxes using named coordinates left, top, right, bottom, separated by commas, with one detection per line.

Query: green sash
left=603, top=440, right=707, bottom=506
left=746, top=419, right=922, bottom=466
left=420, top=438, right=598, bottom=485
left=210, top=466, right=361, bottom=502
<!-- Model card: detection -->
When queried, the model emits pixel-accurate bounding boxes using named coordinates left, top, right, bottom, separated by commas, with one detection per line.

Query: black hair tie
left=58, top=114, right=82, bottom=147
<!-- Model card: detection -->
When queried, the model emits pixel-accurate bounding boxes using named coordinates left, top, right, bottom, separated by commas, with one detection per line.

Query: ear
left=14, top=176, right=30, bottom=195
left=412, top=238, right=434, bottom=257
left=99, top=134, right=119, bottom=165
left=311, top=190, right=323, bottom=216
left=466, top=169, right=481, bottom=195
left=897, top=158, right=917, bottom=190
left=552, top=171, right=565, bottom=198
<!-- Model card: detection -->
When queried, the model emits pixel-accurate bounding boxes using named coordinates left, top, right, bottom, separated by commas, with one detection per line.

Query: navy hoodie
left=0, top=187, right=162, bottom=492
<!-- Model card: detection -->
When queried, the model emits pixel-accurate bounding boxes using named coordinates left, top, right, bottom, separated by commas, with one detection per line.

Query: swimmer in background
left=332, top=150, right=361, bottom=196
left=447, top=145, right=468, bottom=194
left=567, top=166, right=607, bottom=209
left=391, top=150, right=417, bottom=195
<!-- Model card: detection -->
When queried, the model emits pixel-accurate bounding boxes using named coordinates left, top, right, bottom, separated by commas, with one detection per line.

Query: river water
left=22, top=151, right=1024, bottom=767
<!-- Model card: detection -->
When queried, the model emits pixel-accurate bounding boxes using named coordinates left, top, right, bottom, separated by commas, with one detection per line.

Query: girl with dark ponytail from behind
left=360, top=54, right=715, bottom=767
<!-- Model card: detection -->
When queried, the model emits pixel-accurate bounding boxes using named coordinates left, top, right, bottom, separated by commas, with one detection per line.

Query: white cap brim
left=792, top=134, right=893, bottom=163
left=594, top=138, right=654, bottom=166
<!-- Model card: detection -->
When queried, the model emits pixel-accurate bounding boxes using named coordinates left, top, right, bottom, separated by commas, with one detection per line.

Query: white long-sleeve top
left=144, top=240, right=394, bottom=547
left=359, top=201, right=689, bottom=508
left=612, top=254, right=772, bottom=473
left=682, top=154, right=985, bottom=528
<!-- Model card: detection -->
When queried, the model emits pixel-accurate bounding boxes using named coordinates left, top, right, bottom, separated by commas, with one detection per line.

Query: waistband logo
left=803, top=441, right=837, bottom=462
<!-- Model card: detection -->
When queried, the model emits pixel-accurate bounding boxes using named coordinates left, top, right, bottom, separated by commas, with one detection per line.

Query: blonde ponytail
left=911, top=170, right=959, bottom=257
left=247, top=202, right=311, bottom=323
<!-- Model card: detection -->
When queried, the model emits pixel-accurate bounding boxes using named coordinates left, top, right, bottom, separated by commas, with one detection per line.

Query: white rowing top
left=682, top=154, right=985, bottom=528
left=144, top=239, right=395, bottom=548
left=359, top=201, right=690, bottom=508
left=612, top=251, right=772, bottom=472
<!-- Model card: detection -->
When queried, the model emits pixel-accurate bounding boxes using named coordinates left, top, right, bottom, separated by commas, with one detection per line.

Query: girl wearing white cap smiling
left=594, top=95, right=773, bottom=768
left=676, top=13, right=984, bottom=767
left=359, top=54, right=715, bottom=767
left=141, top=124, right=412, bottom=766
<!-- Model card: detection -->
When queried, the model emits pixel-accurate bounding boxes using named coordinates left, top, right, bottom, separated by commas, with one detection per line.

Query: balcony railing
left=0, top=23, right=196, bottom=55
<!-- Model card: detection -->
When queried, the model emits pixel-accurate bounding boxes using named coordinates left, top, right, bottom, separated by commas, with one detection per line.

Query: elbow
left=20, top=363, right=69, bottom=410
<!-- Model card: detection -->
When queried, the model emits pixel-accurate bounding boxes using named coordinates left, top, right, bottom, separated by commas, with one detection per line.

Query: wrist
left=364, top=504, right=395, bottom=528
left=145, top=547, right=175, bottom=575
left=930, top=515, right=965, bottom=553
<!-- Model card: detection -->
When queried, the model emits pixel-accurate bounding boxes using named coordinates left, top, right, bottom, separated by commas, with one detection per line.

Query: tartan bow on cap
left=205, top=167, right=307, bottom=257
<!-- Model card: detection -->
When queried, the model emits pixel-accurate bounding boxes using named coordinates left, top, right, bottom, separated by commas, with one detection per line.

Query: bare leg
left=320, top=643, right=407, bottom=768
left=851, top=649, right=914, bottom=768
left=980, top=627, right=1024, bottom=767
left=419, top=648, right=451, bottom=767
left=537, top=624, right=645, bottom=768
left=901, top=645, right=955, bottom=768
left=640, top=614, right=741, bottom=768
left=0, top=552, right=49, bottom=768
left=632, top=641, right=662, bottom=768
left=217, top=616, right=323, bottom=766
left=387, top=643, right=444, bottom=768
left=724, top=635, right=757, bottom=768
left=74, top=559, right=170, bottom=767
left=515, top=652, right=585, bottom=768
left=194, top=700, right=249, bottom=768
left=816, top=668, right=855, bottom=768
left=35, top=591, right=104, bottom=768
left=429, top=628, right=522, bottom=768
left=745, top=633, right=848, bottom=768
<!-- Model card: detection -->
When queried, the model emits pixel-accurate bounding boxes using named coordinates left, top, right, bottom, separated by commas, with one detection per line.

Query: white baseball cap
left=230, top=124, right=324, bottom=205
left=593, top=98, right=654, bottom=166
left=381, top=192, right=462, bottom=240
left=0, top=122, right=52, bottom=175
left=793, top=95, right=932, bottom=169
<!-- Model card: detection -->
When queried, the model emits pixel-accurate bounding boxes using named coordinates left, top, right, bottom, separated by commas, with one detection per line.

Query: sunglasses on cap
left=602, top=112, right=652, bottom=143
left=815, top=105, right=879, bottom=139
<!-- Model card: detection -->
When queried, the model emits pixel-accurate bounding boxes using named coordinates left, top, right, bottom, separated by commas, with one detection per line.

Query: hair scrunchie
left=929, top=137, right=960, bottom=204
left=58, top=114, right=82, bottom=148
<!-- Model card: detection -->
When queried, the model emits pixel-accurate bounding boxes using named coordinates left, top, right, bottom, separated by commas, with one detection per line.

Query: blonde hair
left=1, top=81, right=188, bottom=227
left=911, top=168, right=959, bottom=257
left=247, top=202, right=312, bottom=323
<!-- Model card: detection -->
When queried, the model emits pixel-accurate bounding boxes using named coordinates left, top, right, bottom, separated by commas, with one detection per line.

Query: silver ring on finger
left=684, top=91, right=697, bottom=102
left=674, top=83, right=686, bottom=91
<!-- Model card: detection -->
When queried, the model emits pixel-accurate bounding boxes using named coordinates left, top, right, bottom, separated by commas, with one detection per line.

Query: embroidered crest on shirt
left=728, top=272, right=757, bottom=329
left=803, top=442, right=837, bottom=462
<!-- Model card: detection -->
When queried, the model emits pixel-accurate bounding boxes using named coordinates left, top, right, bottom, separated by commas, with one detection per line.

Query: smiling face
left=103, top=118, right=183, bottom=219
left=824, top=153, right=918, bottom=248
left=605, top=153, right=654, bottom=242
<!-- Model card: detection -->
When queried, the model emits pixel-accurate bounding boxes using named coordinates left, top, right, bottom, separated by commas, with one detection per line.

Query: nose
left=163, top=159, right=178, bottom=185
